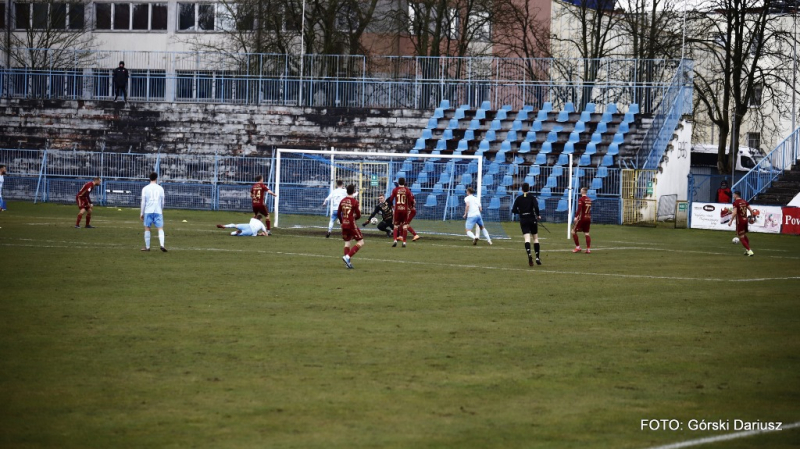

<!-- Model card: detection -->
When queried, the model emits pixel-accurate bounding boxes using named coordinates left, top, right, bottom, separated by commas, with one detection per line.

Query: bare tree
left=687, top=0, right=794, bottom=172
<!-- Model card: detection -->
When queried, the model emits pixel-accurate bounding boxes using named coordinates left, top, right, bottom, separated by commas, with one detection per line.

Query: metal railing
left=731, top=127, right=800, bottom=202
left=1, top=49, right=683, bottom=111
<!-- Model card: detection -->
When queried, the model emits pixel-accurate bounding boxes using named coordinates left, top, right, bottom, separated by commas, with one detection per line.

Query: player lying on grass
left=216, top=214, right=269, bottom=236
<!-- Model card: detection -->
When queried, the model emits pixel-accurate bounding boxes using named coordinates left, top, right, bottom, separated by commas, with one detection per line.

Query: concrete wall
left=653, top=119, right=693, bottom=201
left=0, top=99, right=428, bottom=155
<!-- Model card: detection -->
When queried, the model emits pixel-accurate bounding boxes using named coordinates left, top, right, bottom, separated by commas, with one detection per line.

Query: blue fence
left=732, top=127, right=800, bottom=202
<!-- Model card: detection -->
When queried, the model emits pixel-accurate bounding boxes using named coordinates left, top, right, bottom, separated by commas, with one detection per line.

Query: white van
left=691, top=144, right=771, bottom=172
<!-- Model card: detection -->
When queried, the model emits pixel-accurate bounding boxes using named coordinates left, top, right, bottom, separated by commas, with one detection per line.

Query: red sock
left=573, top=234, right=580, bottom=246
left=407, top=226, right=417, bottom=236
left=586, top=235, right=591, bottom=248
left=349, top=245, right=361, bottom=257
left=393, top=227, right=398, bottom=240
left=344, top=247, right=349, bottom=256
left=265, top=219, right=271, bottom=231
left=76, top=214, right=82, bottom=226
left=85, top=214, right=91, bottom=226
left=402, top=228, right=408, bottom=242
left=741, top=236, right=750, bottom=250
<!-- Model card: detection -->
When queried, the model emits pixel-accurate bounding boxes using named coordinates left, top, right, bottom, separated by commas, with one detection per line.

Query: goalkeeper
left=362, top=194, right=394, bottom=237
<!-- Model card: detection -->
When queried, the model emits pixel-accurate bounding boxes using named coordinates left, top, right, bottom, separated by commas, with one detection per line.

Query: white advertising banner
left=691, top=203, right=783, bottom=234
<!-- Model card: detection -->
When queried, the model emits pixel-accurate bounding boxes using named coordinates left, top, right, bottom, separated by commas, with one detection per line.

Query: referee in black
left=511, top=182, right=542, bottom=266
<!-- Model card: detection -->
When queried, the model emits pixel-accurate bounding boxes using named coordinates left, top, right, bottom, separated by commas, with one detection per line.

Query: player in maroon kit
left=251, top=175, right=277, bottom=235
left=339, top=184, right=364, bottom=269
left=388, top=177, right=415, bottom=247
left=728, top=190, right=755, bottom=256
left=572, top=187, right=592, bottom=254
left=75, top=177, right=101, bottom=228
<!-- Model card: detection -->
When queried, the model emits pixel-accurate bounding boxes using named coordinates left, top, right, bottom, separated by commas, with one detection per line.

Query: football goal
left=274, top=148, right=510, bottom=239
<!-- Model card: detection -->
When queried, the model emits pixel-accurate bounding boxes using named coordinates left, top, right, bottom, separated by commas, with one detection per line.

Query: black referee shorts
left=520, top=217, right=538, bottom=235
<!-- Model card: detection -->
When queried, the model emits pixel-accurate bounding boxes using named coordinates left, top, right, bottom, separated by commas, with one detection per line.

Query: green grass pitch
left=0, top=201, right=798, bottom=449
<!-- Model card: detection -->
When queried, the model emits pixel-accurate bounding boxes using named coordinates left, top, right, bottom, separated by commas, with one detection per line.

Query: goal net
left=275, top=148, right=510, bottom=239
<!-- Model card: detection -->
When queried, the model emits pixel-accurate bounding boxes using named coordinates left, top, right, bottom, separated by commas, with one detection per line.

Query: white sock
left=467, top=231, right=476, bottom=239
left=482, top=228, right=491, bottom=240
left=144, top=231, right=151, bottom=249
left=224, top=223, right=236, bottom=228
left=158, top=230, right=165, bottom=247
left=328, top=218, right=335, bottom=231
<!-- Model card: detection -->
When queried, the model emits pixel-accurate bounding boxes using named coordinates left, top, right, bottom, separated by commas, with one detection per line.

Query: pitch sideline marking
left=2, top=240, right=799, bottom=283
left=641, top=421, right=800, bottom=449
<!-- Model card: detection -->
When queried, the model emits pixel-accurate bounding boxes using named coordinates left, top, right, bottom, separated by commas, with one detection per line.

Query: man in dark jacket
left=112, top=61, right=129, bottom=102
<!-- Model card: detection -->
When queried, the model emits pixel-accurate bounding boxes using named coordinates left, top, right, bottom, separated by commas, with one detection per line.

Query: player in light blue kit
left=463, top=187, right=492, bottom=245
left=322, top=180, right=357, bottom=238
left=140, top=172, right=167, bottom=252
left=216, top=214, right=268, bottom=236
left=0, top=164, right=7, bottom=211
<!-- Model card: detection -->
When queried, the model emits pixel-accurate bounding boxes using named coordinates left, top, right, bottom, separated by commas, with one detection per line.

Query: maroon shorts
left=77, top=197, right=92, bottom=210
left=252, top=204, right=269, bottom=216
left=341, top=227, right=363, bottom=242
left=407, top=209, right=417, bottom=223
left=574, top=218, right=591, bottom=233
left=736, top=219, right=748, bottom=234
left=393, top=210, right=409, bottom=226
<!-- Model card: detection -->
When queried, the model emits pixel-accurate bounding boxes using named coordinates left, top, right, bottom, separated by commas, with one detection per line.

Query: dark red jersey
left=338, top=197, right=361, bottom=230
left=390, top=186, right=414, bottom=213
left=576, top=195, right=592, bottom=222
left=733, top=198, right=750, bottom=224
left=251, top=182, right=271, bottom=206
left=77, top=181, right=95, bottom=199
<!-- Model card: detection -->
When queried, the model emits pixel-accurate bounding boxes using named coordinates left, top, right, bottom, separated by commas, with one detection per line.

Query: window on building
left=0, top=4, right=5, bottom=29
left=95, top=3, right=166, bottom=30
left=747, top=132, right=760, bottom=151
left=178, top=3, right=223, bottom=31
left=749, top=83, right=763, bottom=107
left=14, top=2, right=83, bottom=29
left=470, top=11, right=490, bottom=42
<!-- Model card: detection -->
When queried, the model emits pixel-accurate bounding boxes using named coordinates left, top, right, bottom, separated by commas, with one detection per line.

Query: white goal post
left=275, top=147, right=483, bottom=229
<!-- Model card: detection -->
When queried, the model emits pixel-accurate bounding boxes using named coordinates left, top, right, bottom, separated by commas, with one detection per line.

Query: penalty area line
left=642, top=421, right=800, bottom=449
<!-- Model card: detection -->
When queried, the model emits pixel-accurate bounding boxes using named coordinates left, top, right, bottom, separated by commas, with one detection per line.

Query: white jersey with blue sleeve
left=140, top=183, right=165, bottom=215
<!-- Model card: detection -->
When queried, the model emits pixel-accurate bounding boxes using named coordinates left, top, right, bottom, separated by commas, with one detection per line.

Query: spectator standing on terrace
left=112, top=61, right=129, bottom=103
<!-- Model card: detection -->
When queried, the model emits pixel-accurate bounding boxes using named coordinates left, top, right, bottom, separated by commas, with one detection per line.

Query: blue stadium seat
left=506, top=130, right=517, bottom=142
left=469, top=119, right=481, bottom=130
left=453, top=109, right=465, bottom=120
left=613, top=132, right=624, bottom=144
left=525, top=130, right=537, bottom=142
left=425, top=194, right=438, bottom=207
left=395, top=171, right=407, bottom=181
left=448, top=118, right=459, bottom=129
left=536, top=110, right=549, bottom=121
left=552, top=125, right=564, bottom=133
left=579, top=154, right=591, bottom=166
left=435, top=140, right=447, bottom=151
left=547, top=131, right=558, bottom=143
left=607, top=142, right=620, bottom=156
left=575, top=168, right=585, bottom=178
left=467, top=161, right=479, bottom=173
left=564, top=141, right=575, bottom=155
left=461, top=173, right=472, bottom=185
left=500, top=141, right=511, bottom=154
left=606, top=103, right=617, bottom=114
left=555, top=154, right=568, bottom=166
left=413, top=138, right=426, bottom=150
left=568, top=132, right=580, bottom=143
left=427, top=117, right=439, bottom=128
left=580, top=111, right=592, bottom=122
left=438, top=172, right=451, bottom=185
left=528, top=165, right=540, bottom=176
left=502, top=174, right=513, bottom=187
left=542, top=102, right=552, bottom=111
left=441, top=129, right=454, bottom=140
left=597, top=166, right=609, bottom=178
left=480, top=185, right=488, bottom=197
left=519, top=141, right=532, bottom=154
left=496, top=185, right=507, bottom=196
left=585, top=142, right=597, bottom=155
left=596, top=122, right=607, bottom=133
left=629, top=103, right=639, bottom=114
left=432, top=183, right=444, bottom=195
left=587, top=189, right=598, bottom=199
left=439, top=100, right=450, bottom=109
left=433, top=108, right=444, bottom=118
left=523, top=174, right=535, bottom=185
left=538, top=198, right=547, bottom=210
left=584, top=103, right=596, bottom=113
left=540, top=141, right=553, bottom=154
left=489, top=196, right=502, bottom=209
left=556, top=110, right=570, bottom=122
left=410, top=149, right=420, bottom=154
left=455, top=184, right=467, bottom=195
left=411, top=183, right=422, bottom=195
left=490, top=119, right=502, bottom=131
left=475, top=109, right=486, bottom=120
left=540, top=187, right=552, bottom=197
left=622, top=113, right=634, bottom=125
left=501, top=104, right=512, bottom=111
left=590, top=132, right=602, bottom=143
left=601, top=110, right=614, bottom=122
left=496, top=109, right=507, bottom=120
left=423, top=160, right=434, bottom=172
left=417, top=171, right=429, bottom=184
left=556, top=198, right=569, bottom=212
left=517, top=110, right=530, bottom=121
left=485, top=130, right=497, bottom=142
left=512, top=120, right=523, bottom=131
left=483, top=174, right=495, bottom=186
left=463, top=129, right=475, bottom=141
left=477, top=140, right=489, bottom=155
left=513, top=156, right=524, bottom=165
left=506, top=164, right=519, bottom=175
left=457, top=140, right=468, bottom=152
left=545, top=176, right=557, bottom=188
left=420, top=128, right=432, bottom=139
left=618, top=121, right=630, bottom=134
left=488, top=162, right=500, bottom=175
left=534, top=153, right=547, bottom=165
left=574, top=121, right=586, bottom=133
left=551, top=165, right=564, bottom=177
left=531, top=121, right=543, bottom=132
left=591, top=177, right=603, bottom=190
left=522, top=105, right=534, bottom=112
left=564, top=102, right=575, bottom=113
left=401, top=160, right=413, bottom=172
left=480, top=100, right=491, bottom=110
left=601, top=154, right=614, bottom=166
